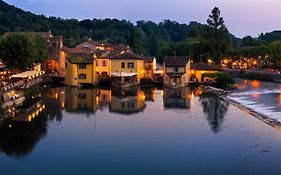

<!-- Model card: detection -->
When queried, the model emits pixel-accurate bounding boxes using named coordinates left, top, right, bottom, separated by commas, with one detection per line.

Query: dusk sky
left=4, top=0, right=281, bottom=37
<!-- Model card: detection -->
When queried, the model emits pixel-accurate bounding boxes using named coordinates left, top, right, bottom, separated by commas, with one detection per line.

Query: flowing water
left=229, top=78, right=281, bottom=121
left=1, top=84, right=281, bottom=175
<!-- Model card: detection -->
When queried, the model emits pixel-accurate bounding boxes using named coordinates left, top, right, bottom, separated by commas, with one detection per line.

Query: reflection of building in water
left=141, top=87, right=157, bottom=102
left=96, top=89, right=111, bottom=109
left=200, top=94, right=229, bottom=133
left=110, top=88, right=146, bottom=114
left=163, top=87, right=191, bottom=109
left=65, top=87, right=97, bottom=113
left=42, top=87, right=65, bottom=121
left=0, top=112, right=48, bottom=158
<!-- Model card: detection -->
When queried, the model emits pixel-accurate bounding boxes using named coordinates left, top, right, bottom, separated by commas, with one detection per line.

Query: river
left=1, top=82, right=281, bottom=175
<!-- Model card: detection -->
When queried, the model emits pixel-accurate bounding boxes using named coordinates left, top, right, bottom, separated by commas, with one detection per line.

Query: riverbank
left=223, top=68, right=281, bottom=83
left=203, top=86, right=281, bottom=130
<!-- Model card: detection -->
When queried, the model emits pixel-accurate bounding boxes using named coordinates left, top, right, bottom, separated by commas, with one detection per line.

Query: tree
left=207, top=7, right=226, bottom=31
left=205, top=7, right=232, bottom=63
left=33, top=35, right=48, bottom=63
left=268, top=41, right=281, bottom=71
left=0, top=33, right=47, bottom=72
left=129, top=27, right=136, bottom=52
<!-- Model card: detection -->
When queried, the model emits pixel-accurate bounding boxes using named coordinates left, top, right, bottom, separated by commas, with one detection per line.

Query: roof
left=143, top=56, right=155, bottom=63
left=191, top=63, right=220, bottom=71
left=61, top=46, right=93, bottom=54
left=66, top=53, right=94, bottom=64
left=109, top=51, right=143, bottom=60
left=164, top=56, right=189, bottom=67
left=88, top=40, right=115, bottom=47
left=76, top=42, right=97, bottom=51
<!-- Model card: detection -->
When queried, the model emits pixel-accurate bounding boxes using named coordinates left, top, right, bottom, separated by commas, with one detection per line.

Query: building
left=94, top=50, right=114, bottom=80
left=190, top=63, right=220, bottom=82
left=77, top=39, right=115, bottom=51
left=143, top=56, right=157, bottom=79
left=60, top=46, right=93, bottom=76
left=65, top=53, right=98, bottom=86
left=110, top=51, right=145, bottom=87
left=163, top=56, right=191, bottom=88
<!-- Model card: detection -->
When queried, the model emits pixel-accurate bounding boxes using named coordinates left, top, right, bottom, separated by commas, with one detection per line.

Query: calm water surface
left=1, top=83, right=281, bottom=175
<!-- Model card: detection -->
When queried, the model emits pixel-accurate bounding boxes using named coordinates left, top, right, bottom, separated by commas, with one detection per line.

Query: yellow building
left=110, top=51, right=145, bottom=84
left=65, top=53, right=98, bottom=86
left=94, top=50, right=113, bottom=80
left=163, top=56, right=191, bottom=88
left=143, top=56, right=157, bottom=79
left=190, top=63, right=220, bottom=82
left=65, top=87, right=97, bottom=113
left=60, top=46, right=93, bottom=76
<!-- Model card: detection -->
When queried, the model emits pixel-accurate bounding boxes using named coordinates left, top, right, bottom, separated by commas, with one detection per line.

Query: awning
left=10, top=71, right=44, bottom=79
left=111, top=72, right=137, bottom=77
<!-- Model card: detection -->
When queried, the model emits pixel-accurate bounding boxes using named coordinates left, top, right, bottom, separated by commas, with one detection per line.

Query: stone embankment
left=203, top=86, right=281, bottom=130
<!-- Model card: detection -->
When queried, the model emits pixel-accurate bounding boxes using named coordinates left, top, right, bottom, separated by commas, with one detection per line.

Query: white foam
left=228, top=95, right=281, bottom=122
left=231, top=89, right=281, bottom=96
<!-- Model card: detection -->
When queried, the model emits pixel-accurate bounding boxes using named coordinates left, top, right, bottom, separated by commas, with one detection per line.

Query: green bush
left=202, top=72, right=235, bottom=86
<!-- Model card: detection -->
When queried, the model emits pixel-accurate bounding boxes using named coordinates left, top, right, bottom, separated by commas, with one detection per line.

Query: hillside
left=0, top=0, right=240, bottom=61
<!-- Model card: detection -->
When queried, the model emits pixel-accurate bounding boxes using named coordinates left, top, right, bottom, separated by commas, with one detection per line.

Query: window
left=102, top=60, right=107, bottom=66
left=121, top=62, right=125, bottom=68
left=78, top=74, right=87, bottom=79
left=65, top=63, right=67, bottom=68
left=175, top=67, right=178, bottom=72
left=128, top=62, right=134, bottom=68
left=79, top=64, right=87, bottom=69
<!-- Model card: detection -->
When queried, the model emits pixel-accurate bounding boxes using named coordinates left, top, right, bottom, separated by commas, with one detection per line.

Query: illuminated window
left=78, top=74, right=87, bottom=79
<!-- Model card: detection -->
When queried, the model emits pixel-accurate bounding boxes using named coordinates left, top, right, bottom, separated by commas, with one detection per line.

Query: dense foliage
left=0, top=1, right=238, bottom=63
left=0, top=33, right=47, bottom=71
left=202, top=72, right=235, bottom=87
left=1, top=0, right=281, bottom=67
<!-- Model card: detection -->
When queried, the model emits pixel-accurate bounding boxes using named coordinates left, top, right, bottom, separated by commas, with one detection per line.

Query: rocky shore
left=203, top=86, right=281, bottom=130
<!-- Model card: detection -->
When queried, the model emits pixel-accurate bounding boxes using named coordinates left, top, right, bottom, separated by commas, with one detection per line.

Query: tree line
left=1, top=0, right=281, bottom=68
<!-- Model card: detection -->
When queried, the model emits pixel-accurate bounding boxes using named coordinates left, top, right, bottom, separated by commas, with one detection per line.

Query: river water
left=1, top=83, right=281, bottom=175
left=229, top=78, right=281, bottom=121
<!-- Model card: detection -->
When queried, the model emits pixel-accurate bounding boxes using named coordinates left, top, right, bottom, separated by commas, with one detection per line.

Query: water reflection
left=200, top=93, right=229, bottom=133
left=110, top=87, right=146, bottom=115
left=65, top=87, right=98, bottom=115
left=0, top=85, right=230, bottom=158
left=163, top=87, right=191, bottom=109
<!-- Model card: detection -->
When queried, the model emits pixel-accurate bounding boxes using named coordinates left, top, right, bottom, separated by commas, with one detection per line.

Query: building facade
left=190, top=63, right=220, bottom=82
left=163, top=56, right=190, bottom=88
left=65, top=53, right=98, bottom=86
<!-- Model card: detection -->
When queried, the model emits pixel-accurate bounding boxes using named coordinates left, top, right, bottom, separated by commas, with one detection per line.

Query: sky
left=3, top=0, right=281, bottom=37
